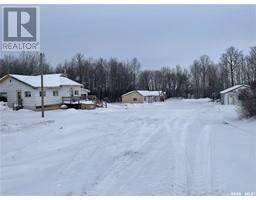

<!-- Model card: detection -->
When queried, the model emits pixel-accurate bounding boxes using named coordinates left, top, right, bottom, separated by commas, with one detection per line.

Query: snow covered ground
left=0, top=99, right=256, bottom=195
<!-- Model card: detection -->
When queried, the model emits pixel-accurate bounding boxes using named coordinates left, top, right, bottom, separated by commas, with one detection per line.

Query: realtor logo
left=2, top=6, right=40, bottom=51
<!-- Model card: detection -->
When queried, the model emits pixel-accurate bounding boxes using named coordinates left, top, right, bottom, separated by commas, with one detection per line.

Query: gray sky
left=2, top=4, right=256, bottom=69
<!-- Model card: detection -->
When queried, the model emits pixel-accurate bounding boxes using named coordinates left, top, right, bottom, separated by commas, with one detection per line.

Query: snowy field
left=0, top=99, right=256, bottom=195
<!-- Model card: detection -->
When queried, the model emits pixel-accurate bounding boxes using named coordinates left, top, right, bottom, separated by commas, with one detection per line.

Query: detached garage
left=122, top=90, right=165, bottom=103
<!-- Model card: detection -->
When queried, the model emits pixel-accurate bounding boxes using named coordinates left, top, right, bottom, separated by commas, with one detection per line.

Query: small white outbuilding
left=0, top=74, right=90, bottom=110
left=220, top=85, right=250, bottom=105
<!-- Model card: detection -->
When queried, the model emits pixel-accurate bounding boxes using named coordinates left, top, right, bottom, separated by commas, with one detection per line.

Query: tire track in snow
left=86, top=122, right=166, bottom=195
left=190, top=125, right=213, bottom=195
left=163, top=108, right=216, bottom=195
left=164, top=118, right=192, bottom=195
left=57, top=117, right=149, bottom=195
left=189, top=106, right=225, bottom=195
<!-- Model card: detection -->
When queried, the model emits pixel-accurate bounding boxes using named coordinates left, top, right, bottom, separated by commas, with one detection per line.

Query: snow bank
left=80, top=100, right=95, bottom=104
left=0, top=101, right=10, bottom=111
left=64, top=108, right=78, bottom=113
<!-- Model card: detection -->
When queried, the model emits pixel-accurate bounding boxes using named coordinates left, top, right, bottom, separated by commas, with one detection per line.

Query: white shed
left=0, top=74, right=90, bottom=109
left=220, top=85, right=250, bottom=105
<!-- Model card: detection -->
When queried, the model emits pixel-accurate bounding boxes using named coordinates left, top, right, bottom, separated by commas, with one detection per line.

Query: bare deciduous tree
left=220, top=46, right=243, bottom=86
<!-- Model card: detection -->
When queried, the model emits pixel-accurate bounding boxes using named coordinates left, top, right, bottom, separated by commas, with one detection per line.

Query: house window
left=39, top=91, right=46, bottom=97
left=0, top=92, right=7, bottom=102
left=53, top=90, right=59, bottom=96
left=0, top=92, right=7, bottom=97
left=25, top=91, right=31, bottom=97
left=133, top=98, right=137, bottom=102
left=74, top=90, right=79, bottom=95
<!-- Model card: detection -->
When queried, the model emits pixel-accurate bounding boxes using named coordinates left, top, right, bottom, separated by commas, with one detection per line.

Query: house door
left=70, top=88, right=74, bottom=97
left=16, top=91, right=23, bottom=106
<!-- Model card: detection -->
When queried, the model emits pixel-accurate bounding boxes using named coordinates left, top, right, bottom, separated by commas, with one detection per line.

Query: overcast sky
left=2, top=4, right=256, bottom=69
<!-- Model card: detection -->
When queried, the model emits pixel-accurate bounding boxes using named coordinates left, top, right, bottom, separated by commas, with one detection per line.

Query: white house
left=0, top=74, right=90, bottom=109
left=122, top=90, right=165, bottom=103
left=220, top=85, right=250, bottom=105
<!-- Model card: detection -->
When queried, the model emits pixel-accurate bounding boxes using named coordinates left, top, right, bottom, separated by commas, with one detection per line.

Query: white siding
left=34, top=86, right=82, bottom=107
left=0, top=77, right=36, bottom=109
left=0, top=76, right=83, bottom=109
left=224, top=94, right=229, bottom=105
left=60, top=85, right=82, bottom=98
left=221, top=86, right=248, bottom=105
left=34, top=87, right=61, bottom=107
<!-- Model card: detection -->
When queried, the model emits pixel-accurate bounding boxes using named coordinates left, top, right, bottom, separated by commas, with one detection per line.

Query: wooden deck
left=62, top=96, right=97, bottom=110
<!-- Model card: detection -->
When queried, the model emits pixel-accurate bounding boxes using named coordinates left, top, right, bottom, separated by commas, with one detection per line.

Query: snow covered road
left=1, top=99, right=256, bottom=195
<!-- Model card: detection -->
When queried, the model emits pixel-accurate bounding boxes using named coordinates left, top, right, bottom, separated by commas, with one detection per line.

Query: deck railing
left=62, top=96, right=86, bottom=104
left=62, top=96, right=107, bottom=108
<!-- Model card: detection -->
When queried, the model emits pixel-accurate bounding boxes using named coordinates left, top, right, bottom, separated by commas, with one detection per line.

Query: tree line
left=0, top=46, right=255, bottom=102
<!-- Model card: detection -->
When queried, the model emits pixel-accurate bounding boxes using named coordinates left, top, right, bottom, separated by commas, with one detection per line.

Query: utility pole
left=40, top=53, right=45, bottom=118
